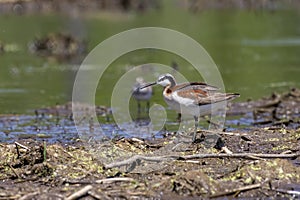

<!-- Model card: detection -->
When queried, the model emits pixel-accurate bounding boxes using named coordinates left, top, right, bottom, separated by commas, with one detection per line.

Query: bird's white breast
left=163, top=90, right=213, bottom=116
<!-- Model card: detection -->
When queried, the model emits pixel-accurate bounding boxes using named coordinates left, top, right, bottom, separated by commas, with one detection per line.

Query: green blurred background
left=0, top=0, right=299, bottom=114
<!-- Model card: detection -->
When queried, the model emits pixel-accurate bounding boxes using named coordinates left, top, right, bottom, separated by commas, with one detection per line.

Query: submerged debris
left=0, top=41, right=20, bottom=53
left=35, top=101, right=110, bottom=118
left=228, top=88, right=300, bottom=129
left=28, top=33, right=86, bottom=61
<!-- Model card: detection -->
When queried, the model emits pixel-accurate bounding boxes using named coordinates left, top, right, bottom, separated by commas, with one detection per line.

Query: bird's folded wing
left=195, top=93, right=239, bottom=105
left=174, top=82, right=219, bottom=93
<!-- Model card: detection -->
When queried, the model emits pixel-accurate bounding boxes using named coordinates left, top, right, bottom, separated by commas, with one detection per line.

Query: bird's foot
left=192, top=129, right=205, bottom=143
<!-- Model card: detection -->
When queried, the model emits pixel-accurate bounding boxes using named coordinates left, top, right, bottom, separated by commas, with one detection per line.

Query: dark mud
left=0, top=89, right=299, bottom=199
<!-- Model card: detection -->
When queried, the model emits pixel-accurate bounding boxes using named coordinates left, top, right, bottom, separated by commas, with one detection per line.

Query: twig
left=95, top=177, right=135, bottom=184
left=274, top=188, right=300, bottom=196
left=14, top=142, right=29, bottom=150
left=178, top=160, right=201, bottom=164
left=62, top=149, right=75, bottom=158
left=245, top=155, right=265, bottom=160
left=198, top=129, right=249, bottom=137
left=210, top=183, right=262, bottom=198
left=253, top=120, right=273, bottom=125
left=281, top=150, right=292, bottom=154
left=8, top=164, right=20, bottom=179
left=15, top=143, right=20, bottom=159
left=64, top=179, right=93, bottom=184
left=63, top=177, right=135, bottom=185
left=104, top=155, right=174, bottom=169
left=43, top=141, right=47, bottom=162
left=179, top=153, right=300, bottom=160
left=15, top=142, right=29, bottom=158
left=131, top=138, right=145, bottom=143
left=66, top=185, right=93, bottom=200
left=87, top=191, right=103, bottom=200
left=19, top=192, right=39, bottom=200
left=46, top=193, right=65, bottom=199
left=104, top=153, right=300, bottom=169
left=0, top=196, right=21, bottom=200
left=14, top=177, right=38, bottom=183
left=221, top=146, right=233, bottom=154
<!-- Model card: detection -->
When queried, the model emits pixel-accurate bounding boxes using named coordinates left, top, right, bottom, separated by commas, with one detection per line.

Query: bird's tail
left=225, top=93, right=240, bottom=101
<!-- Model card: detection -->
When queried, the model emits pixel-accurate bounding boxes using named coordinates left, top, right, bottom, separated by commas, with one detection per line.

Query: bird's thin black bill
left=140, top=82, right=156, bottom=89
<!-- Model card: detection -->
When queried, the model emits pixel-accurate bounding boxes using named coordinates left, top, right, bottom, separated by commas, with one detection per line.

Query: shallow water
left=0, top=113, right=247, bottom=143
left=0, top=4, right=299, bottom=141
left=0, top=114, right=161, bottom=143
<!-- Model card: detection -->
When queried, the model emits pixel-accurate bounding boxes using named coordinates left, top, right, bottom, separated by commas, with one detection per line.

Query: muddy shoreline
left=0, top=89, right=299, bottom=199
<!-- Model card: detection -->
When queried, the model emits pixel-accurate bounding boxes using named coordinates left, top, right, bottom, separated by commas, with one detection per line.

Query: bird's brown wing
left=174, top=82, right=219, bottom=99
left=173, top=82, right=219, bottom=93
left=195, top=92, right=239, bottom=105
left=174, top=82, right=239, bottom=105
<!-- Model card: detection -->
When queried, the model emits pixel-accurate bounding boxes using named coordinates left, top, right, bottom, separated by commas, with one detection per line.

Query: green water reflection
left=0, top=8, right=299, bottom=114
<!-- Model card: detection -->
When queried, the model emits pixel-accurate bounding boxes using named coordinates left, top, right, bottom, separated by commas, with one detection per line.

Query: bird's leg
left=146, top=101, right=150, bottom=113
left=137, top=101, right=141, bottom=114
left=203, top=115, right=220, bottom=129
left=193, top=116, right=199, bottom=142
left=176, top=113, right=182, bottom=123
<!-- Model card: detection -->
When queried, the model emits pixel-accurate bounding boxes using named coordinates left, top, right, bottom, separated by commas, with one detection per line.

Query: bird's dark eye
left=158, top=77, right=164, bottom=82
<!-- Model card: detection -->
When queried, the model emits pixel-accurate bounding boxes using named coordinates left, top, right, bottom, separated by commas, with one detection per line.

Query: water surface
left=0, top=8, right=299, bottom=115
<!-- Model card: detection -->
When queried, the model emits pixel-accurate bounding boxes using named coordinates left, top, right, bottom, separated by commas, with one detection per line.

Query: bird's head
left=139, top=73, right=176, bottom=90
left=156, top=73, right=176, bottom=87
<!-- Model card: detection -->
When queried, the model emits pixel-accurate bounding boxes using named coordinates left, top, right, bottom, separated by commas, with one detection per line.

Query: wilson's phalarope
left=140, top=73, right=239, bottom=142
left=132, top=77, right=153, bottom=113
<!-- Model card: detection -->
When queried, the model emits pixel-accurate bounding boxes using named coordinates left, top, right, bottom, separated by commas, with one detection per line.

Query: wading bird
left=140, top=73, right=239, bottom=142
left=132, top=77, right=153, bottom=114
